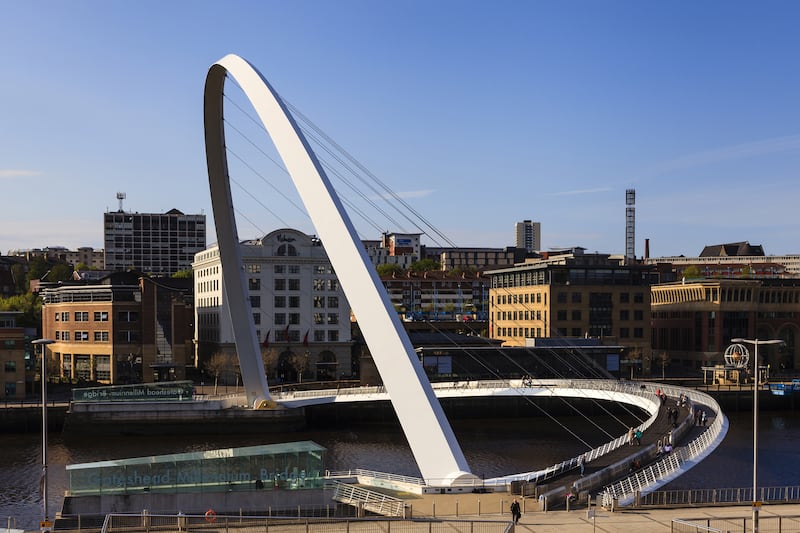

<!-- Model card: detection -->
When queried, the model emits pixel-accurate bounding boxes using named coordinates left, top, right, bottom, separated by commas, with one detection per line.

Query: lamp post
left=32, top=338, right=55, bottom=527
left=731, top=337, right=784, bottom=533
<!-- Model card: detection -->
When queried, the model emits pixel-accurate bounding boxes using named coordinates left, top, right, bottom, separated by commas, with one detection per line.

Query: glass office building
left=67, top=441, right=325, bottom=495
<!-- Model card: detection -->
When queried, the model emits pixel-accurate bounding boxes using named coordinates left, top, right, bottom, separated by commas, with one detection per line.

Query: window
left=327, top=296, right=339, bottom=308
left=571, top=310, right=582, bottom=321
left=76, top=331, right=89, bottom=341
left=274, top=265, right=285, bottom=274
left=60, top=312, right=70, bottom=322
left=557, top=310, right=567, bottom=321
left=327, top=330, right=339, bottom=342
left=314, top=265, right=326, bottom=274
left=313, top=296, right=325, bottom=308
left=620, top=310, right=630, bottom=321
left=93, top=331, right=109, bottom=342
left=117, top=331, right=140, bottom=342
left=327, top=279, right=339, bottom=291
left=620, top=292, right=630, bottom=303
left=634, top=327, right=644, bottom=338
left=249, top=296, right=261, bottom=308
left=327, top=313, right=339, bottom=325
left=289, top=296, right=300, bottom=308
left=274, top=313, right=286, bottom=325
left=4, top=361, right=16, bottom=372
left=571, top=328, right=582, bottom=337
left=288, top=265, right=300, bottom=274
left=557, top=292, right=567, bottom=304
left=274, top=296, right=286, bottom=308
left=289, top=313, right=300, bottom=325
left=288, top=279, right=300, bottom=291
left=313, top=279, right=325, bottom=291
left=248, top=278, right=261, bottom=291
left=246, top=263, right=262, bottom=274
left=571, top=293, right=582, bottom=304
left=634, top=292, right=644, bottom=304
left=620, top=327, right=630, bottom=338
left=314, top=330, right=325, bottom=342
left=55, top=312, right=60, bottom=322
left=93, top=311, right=109, bottom=321
left=314, top=313, right=325, bottom=325
left=253, top=313, right=261, bottom=325
left=274, top=279, right=286, bottom=291
left=62, top=331, right=71, bottom=341
left=634, top=310, right=644, bottom=321
left=118, top=311, right=139, bottom=322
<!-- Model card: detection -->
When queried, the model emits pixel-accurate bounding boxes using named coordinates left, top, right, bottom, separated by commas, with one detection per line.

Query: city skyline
left=2, top=1, right=799, bottom=258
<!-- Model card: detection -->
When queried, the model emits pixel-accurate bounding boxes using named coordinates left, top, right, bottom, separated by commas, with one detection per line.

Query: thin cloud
left=550, top=187, right=612, bottom=196
left=652, top=134, right=800, bottom=175
left=0, top=169, right=42, bottom=179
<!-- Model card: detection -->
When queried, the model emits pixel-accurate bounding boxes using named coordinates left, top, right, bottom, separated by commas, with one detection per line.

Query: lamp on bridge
left=32, top=338, right=55, bottom=528
left=731, top=337, right=784, bottom=533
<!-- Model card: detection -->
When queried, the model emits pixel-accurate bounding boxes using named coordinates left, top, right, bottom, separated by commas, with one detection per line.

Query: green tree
left=682, top=265, right=702, bottom=279
left=0, top=293, right=40, bottom=328
left=376, top=263, right=404, bottom=277
left=410, top=259, right=440, bottom=273
left=27, top=256, right=48, bottom=281
left=11, top=263, right=28, bottom=294
left=173, top=269, right=194, bottom=279
left=49, top=262, right=74, bottom=281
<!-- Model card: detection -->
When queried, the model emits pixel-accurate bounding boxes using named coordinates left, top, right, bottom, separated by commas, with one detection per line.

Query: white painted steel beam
left=203, top=54, right=474, bottom=485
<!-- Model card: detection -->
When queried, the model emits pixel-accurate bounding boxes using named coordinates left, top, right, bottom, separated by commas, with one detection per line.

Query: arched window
left=277, top=244, right=298, bottom=257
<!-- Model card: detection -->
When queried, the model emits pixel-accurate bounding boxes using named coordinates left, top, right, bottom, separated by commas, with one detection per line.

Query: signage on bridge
left=72, top=381, right=194, bottom=402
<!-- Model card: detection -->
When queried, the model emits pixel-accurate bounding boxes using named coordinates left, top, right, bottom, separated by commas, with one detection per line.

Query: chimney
left=645, top=238, right=650, bottom=260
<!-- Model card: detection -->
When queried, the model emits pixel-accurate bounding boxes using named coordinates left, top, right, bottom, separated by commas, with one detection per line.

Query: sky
left=2, top=1, right=800, bottom=259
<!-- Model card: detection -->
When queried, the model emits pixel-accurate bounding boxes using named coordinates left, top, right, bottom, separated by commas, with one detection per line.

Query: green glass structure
left=67, top=441, right=325, bottom=495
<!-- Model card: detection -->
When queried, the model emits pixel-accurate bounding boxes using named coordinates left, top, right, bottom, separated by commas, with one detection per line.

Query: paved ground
left=404, top=490, right=800, bottom=532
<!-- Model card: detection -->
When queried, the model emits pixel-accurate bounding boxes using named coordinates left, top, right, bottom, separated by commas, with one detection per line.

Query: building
left=515, top=219, right=541, bottom=253
left=41, top=272, right=195, bottom=384
left=486, top=250, right=657, bottom=373
left=192, top=229, right=353, bottom=383
left=1, top=311, right=28, bottom=400
left=423, top=246, right=528, bottom=272
left=65, top=247, right=105, bottom=270
left=651, top=278, right=800, bottom=372
left=646, top=241, right=800, bottom=277
left=380, top=270, right=489, bottom=321
left=104, top=208, right=206, bottom=276
left=362, top=232, right=420, bottom=269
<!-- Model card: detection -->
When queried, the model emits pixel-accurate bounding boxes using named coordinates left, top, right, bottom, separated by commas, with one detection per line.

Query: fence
left=639, top=486, right=800, bottom=507
left=96, top=513, right=512, bottom=533
left=672, top=515, right=800, bottom=533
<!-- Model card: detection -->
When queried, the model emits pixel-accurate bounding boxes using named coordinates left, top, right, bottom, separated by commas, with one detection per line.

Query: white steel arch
left=203, top=54, right=475, bottom=485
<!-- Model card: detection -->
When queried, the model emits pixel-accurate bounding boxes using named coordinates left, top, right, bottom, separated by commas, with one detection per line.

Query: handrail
left=599, top=383, right=728, bottom=508
left=332, top=481, right=406, bottom=517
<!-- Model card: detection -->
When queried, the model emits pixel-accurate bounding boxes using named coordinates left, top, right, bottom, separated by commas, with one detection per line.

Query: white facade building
left=193, top=229, right=353, bottom=382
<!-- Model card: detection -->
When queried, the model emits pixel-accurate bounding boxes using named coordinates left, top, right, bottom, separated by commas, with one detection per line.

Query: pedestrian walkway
left=529, top=394, right=694, bottom=508
left=405, top=490, right=800, bottom=533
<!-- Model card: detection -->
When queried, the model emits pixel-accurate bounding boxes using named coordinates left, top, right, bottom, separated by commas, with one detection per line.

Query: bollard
left=478, top=499, right=481, bottom=516
left=456, top=500, right=459, bottom=517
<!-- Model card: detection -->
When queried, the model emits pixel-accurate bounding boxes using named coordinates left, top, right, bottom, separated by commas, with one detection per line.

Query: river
left=2, top=410, right=798, bottom=531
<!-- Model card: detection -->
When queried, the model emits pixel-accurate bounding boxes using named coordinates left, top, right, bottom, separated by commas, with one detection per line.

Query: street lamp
left=731, top=337, right=785, bottom=533
left=32, top=338, right=55, bottom=527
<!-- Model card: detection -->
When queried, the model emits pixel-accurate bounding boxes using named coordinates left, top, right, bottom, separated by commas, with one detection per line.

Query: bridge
left=201, top=54, right=728, bottom=505
left=269, top=378, right=727, bottom=507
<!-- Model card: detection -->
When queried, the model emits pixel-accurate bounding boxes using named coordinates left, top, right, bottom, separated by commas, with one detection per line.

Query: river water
left=2, top=410, right=798, bottom=531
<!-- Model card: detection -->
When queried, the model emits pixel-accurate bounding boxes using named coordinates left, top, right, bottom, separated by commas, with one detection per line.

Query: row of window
left=55, top=311, right=136, bottom=322
left=53, top=331, right=139, bottom=342
left=246, top=264, right=336, bottom=275
left=249, top=296, right=340, bottom=309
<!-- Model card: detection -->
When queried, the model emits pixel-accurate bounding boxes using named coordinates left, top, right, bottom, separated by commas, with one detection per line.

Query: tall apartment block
left=104, top=208, right=206, bottom=276
left=515, top=220, right=541, bottom=253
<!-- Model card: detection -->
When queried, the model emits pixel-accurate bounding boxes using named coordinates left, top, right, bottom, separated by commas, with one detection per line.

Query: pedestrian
left=577, top=454, right=585, bottom=476
left=701, top=410, right=707, bottom=426
left=634, top=428, right=643, bottom=446
left=510, top=498, right=521, bottom=524
left=694, top=408, right=701, bottom=426
left=664, top=442, right=673, bottom=454
left=627, top=426, right=635, bottom=446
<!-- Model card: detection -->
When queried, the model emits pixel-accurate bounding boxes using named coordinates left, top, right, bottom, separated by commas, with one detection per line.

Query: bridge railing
left=599, top=384, right=728, bottom=508
left=639, top=485, right=800, bottom=507
left=332, top=481, right=406, bottom=517
left=326, top=468, right=426, bottom=487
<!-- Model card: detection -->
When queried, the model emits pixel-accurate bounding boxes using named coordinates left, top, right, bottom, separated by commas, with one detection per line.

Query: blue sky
left=2, top=1, right=799, bottom=258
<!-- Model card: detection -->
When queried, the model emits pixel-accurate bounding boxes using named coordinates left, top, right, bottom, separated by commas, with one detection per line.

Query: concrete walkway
left=404, top=491, right=800, bottom=532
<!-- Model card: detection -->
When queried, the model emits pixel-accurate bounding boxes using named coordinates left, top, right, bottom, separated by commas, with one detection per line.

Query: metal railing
left=640, top=486, right=800, bottom=507
left=326, top=469, right=426, bottom=487
left=600, top=384, right=728, bottom=508
left=332, top=481, right=406, bottom=517
left=98, top=512, right=512, bottom=533
left=672, top=515, right=800, bottom=533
